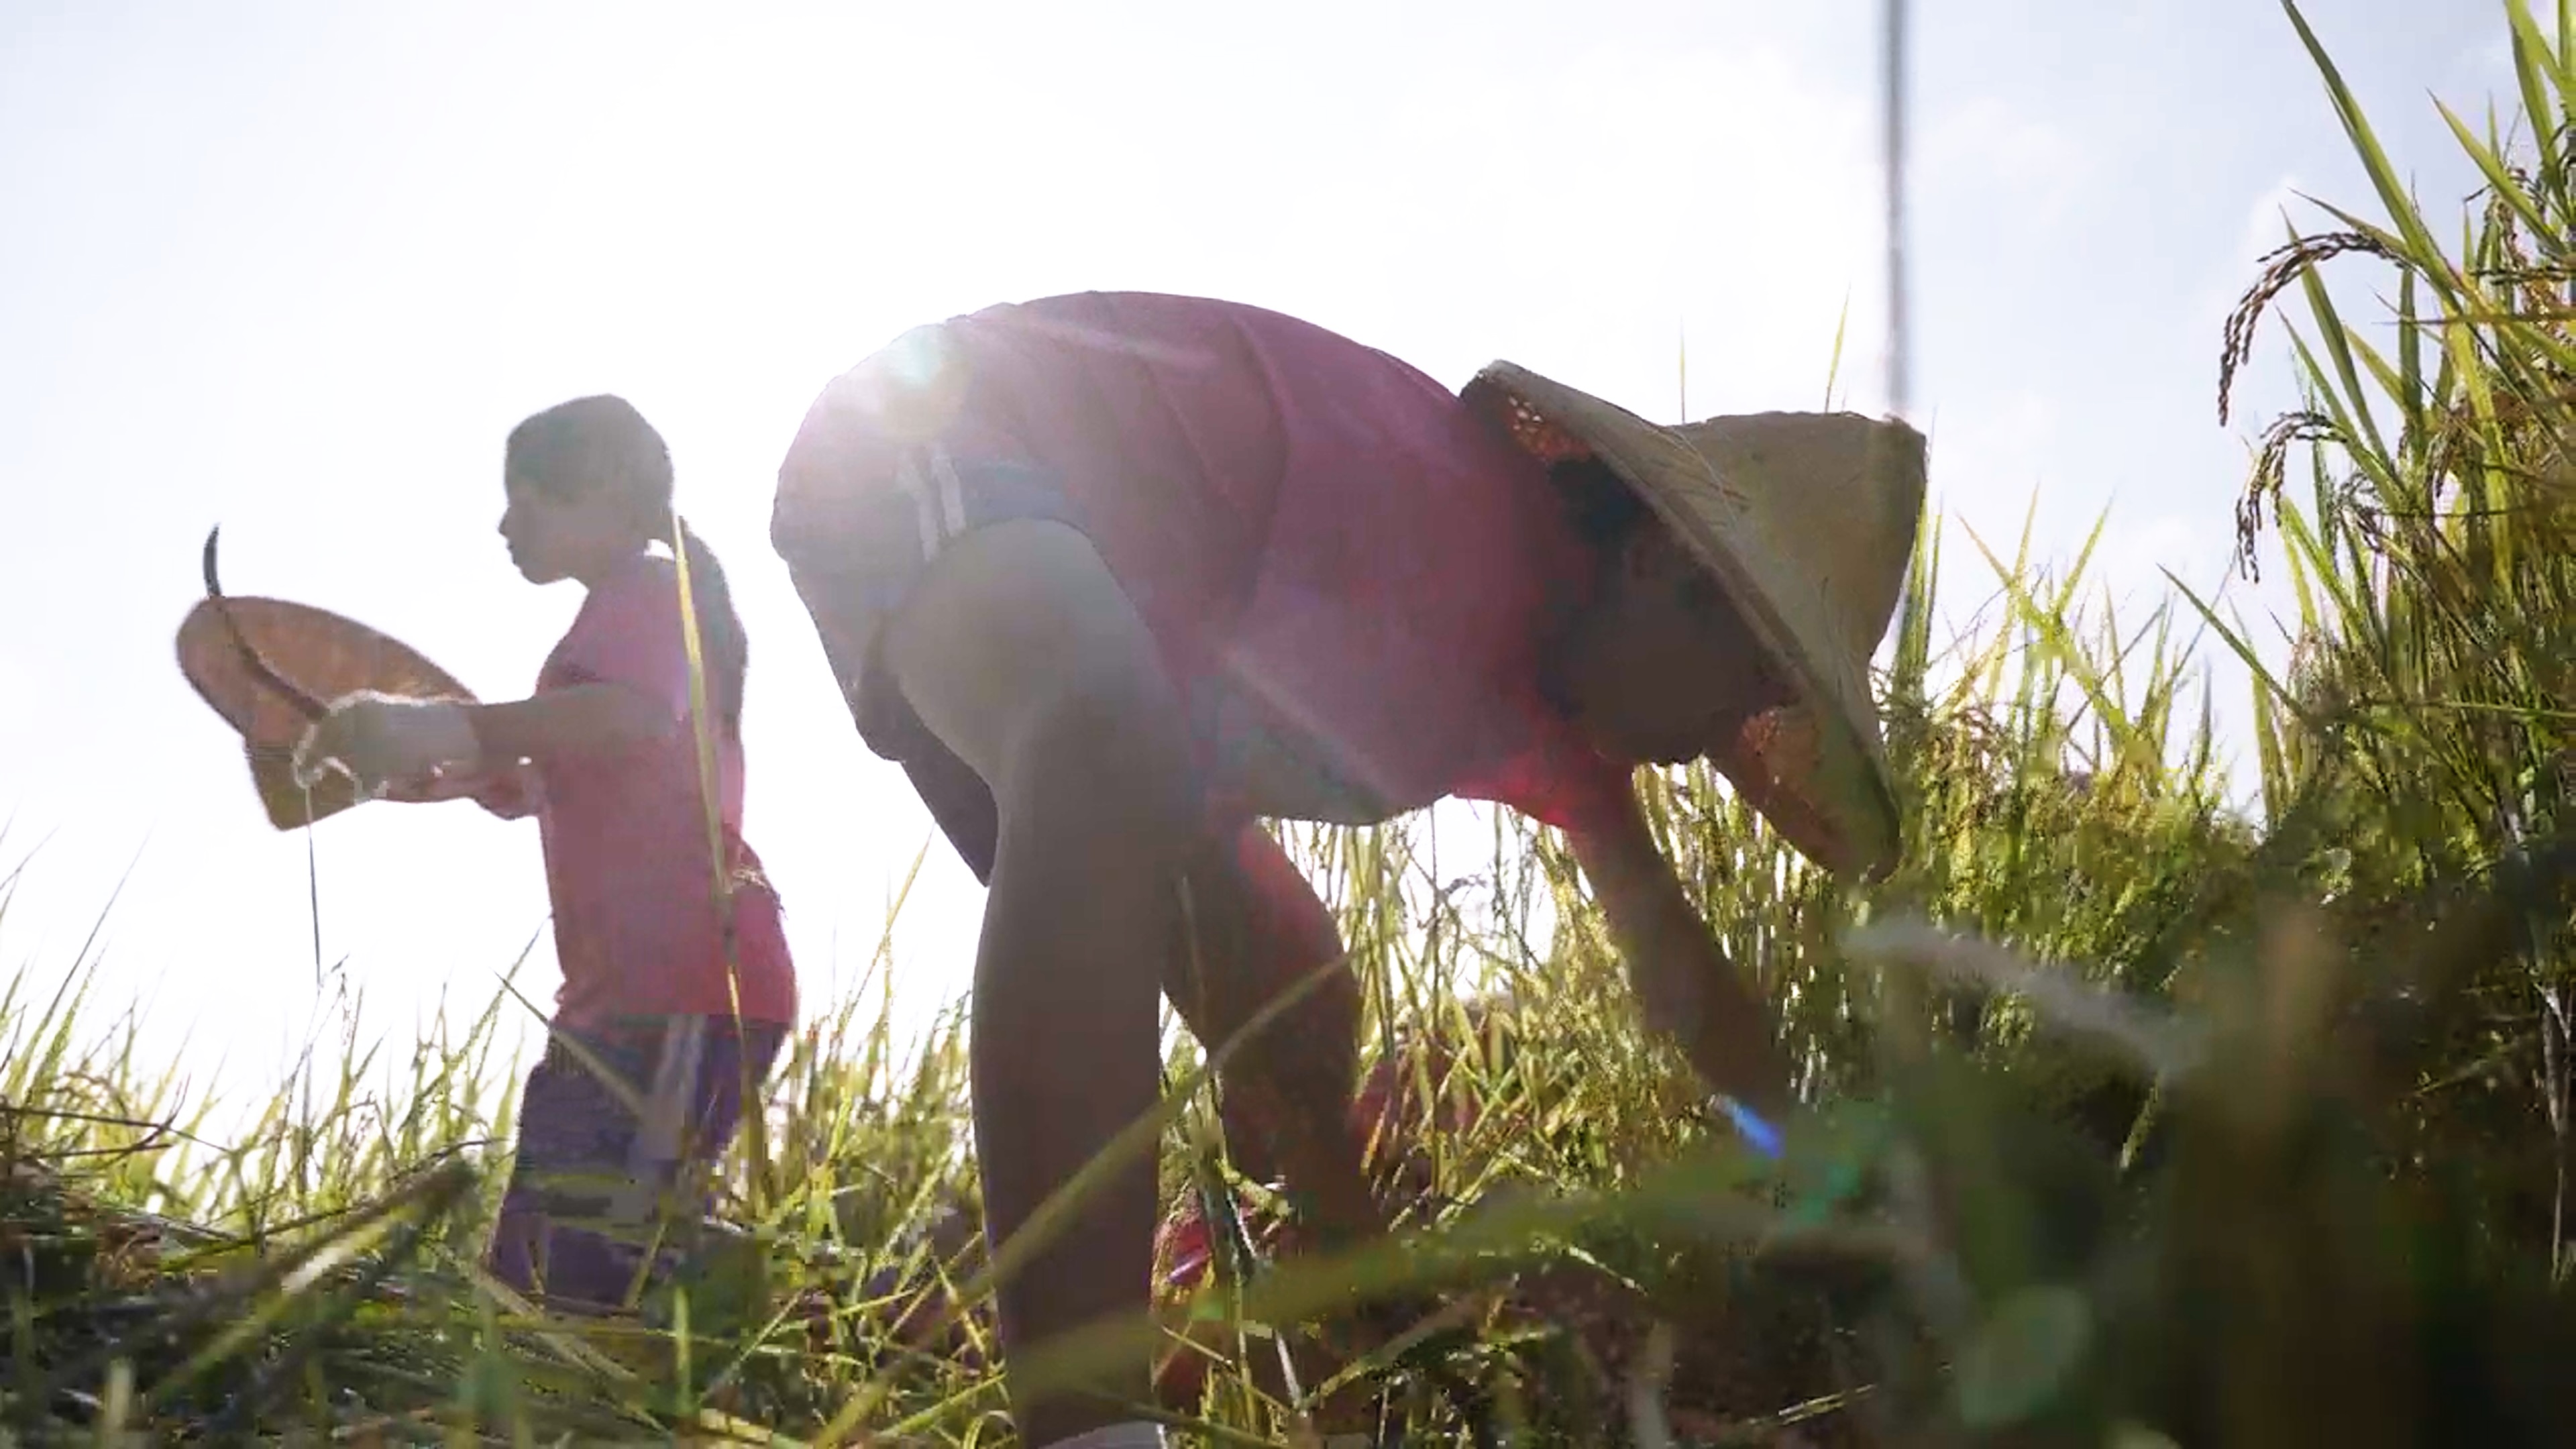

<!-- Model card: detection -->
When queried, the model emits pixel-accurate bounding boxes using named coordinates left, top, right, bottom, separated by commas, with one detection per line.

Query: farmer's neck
left=564, top=541, right=655, bottom=590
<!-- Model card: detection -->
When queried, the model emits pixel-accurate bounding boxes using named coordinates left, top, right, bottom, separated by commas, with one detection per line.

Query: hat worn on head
left=177, top=594, right=477, bottom=831
left=1462, top=362, right=1927, bottom=881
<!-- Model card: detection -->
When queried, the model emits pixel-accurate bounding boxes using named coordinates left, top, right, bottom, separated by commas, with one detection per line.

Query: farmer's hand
left=292, top=692, right=484, bottom=797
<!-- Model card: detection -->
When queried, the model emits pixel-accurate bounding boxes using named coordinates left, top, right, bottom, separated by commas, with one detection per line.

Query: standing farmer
left=769, top=292, right=1922, bottom=1448
left=295, top=396, right=799, bottom=1311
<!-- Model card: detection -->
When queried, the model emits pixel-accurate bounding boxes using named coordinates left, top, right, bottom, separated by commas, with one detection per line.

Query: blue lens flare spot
left=1719, top=1097, right=1785, bottom=1160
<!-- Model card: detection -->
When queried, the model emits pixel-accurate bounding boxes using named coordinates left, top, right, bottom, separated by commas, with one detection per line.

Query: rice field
left=11, top=3, right=2576, bottom=1443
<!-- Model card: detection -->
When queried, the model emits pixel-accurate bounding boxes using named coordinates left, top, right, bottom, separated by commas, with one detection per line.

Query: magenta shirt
left=775, top=291, right=1634, bottom=833
left=533, top=552, right=796, bottom=1027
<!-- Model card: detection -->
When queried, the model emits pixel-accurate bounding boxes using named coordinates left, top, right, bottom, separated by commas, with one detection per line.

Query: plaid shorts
left=484, top=1014, right=787, bottom=1310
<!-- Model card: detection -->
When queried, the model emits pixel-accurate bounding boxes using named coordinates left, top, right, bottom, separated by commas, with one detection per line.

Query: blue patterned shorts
left=484, top=1014, right=786, bottom=1310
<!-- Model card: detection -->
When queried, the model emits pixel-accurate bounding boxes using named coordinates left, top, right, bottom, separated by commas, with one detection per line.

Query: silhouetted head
left=498, top=394, right=750, bottom=731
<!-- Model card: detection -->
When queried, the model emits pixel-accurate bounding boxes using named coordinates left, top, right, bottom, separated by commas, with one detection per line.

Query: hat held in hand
left=176, top=528, right=478, bottom=830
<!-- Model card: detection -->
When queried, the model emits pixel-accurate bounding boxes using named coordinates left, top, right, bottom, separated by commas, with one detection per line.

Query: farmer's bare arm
left=1561, top=786, right=1795, bottom=1121
left=461, top=683, right=674, bottom=761
left=376, top=686, right=653, bottom=814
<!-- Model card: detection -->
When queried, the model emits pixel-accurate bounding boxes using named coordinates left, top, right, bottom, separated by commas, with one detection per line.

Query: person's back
left=776, top=290, right=1606, bottom=829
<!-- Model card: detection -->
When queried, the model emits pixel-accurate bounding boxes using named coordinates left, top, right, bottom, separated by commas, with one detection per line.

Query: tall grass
left=13, top=3, right=2576, bottom=1442
left=2196, top=0, right=2576, bottom=1293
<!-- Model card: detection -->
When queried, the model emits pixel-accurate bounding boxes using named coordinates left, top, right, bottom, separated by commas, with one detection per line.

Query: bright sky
left=0, top=1, right=2516, bottom=1115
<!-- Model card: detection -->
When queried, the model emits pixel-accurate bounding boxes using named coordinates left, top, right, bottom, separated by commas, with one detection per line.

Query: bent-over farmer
left=768, top=291, right=1924, bottom=1449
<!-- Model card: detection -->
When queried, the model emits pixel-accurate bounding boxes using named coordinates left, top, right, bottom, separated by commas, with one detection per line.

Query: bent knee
left=881, top=520, right=1196, bottom=819
left=1002, top=657, right=1198, bottom=822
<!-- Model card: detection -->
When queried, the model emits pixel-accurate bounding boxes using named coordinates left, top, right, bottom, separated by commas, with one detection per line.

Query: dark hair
left=1551, top=455, right=1652, bottom=548
left=504, top=394, right=750, bottom=734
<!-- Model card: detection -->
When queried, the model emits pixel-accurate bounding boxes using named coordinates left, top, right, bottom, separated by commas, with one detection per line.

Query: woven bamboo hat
left=1462, top=364, right=1927, bottom=881
left=176, top=567, right=476, bottom=831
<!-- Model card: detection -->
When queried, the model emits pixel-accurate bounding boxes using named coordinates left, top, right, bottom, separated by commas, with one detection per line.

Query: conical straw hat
left=1463, top=363, right=1925, bottom=880
left=176, top=595, right=477, bottom=830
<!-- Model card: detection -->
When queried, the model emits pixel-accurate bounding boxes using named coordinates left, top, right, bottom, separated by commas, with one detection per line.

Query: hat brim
left=176, top=596, right=477, bottom=830
left=1465, top=364, right=1907, bottom=879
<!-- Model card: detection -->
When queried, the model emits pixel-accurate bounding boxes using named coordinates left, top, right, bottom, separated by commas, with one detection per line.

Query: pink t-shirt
left=532, top=552, right=797, bottom=1027
left=775, top=291, right=1637, bottom=834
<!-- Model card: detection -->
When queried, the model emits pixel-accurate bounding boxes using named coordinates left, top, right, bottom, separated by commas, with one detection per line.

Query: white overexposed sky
left=0, top=1, right=2519, bottom=1116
